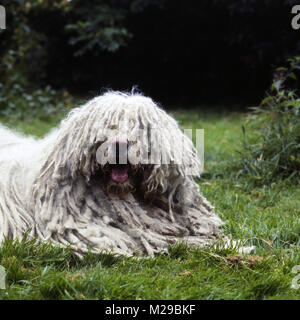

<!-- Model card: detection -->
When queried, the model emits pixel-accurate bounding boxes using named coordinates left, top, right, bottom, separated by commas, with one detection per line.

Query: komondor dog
left=0, top=91, right=248, bottom=256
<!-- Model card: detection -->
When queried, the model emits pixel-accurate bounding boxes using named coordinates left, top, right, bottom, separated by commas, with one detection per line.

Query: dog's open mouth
left=111, top=164, right=129, bottom=183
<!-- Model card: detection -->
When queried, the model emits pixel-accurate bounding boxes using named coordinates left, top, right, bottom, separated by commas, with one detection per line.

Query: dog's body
left=0, top=92, right=227, bottom=255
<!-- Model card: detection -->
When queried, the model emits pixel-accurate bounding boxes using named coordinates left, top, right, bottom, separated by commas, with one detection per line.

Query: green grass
left=0, top=110, right=299, bottom=300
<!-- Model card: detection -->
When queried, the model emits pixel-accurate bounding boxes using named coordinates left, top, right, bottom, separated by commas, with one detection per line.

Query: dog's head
left=47, top=91, right=201, bottom=204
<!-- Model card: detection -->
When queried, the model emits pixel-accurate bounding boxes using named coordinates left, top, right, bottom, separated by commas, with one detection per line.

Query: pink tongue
left=111, top=167, right=128, bottom=183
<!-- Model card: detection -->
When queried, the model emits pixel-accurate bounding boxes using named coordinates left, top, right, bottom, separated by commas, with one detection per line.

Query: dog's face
left=95, top=135, right=153, bottom=197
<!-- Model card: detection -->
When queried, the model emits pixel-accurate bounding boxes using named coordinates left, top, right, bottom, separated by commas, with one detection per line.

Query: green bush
left=0, top=84, right=72, bottom=121
left=0, top=1, right=72, bottom=120
left=237, top=57, right=300, bottom=186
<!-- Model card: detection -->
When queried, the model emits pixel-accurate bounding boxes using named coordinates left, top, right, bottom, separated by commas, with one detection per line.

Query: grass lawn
left=0, top=109, right=299, bottom=300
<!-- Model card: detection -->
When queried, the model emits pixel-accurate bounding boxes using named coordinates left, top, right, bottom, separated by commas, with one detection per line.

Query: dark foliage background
left=1, top=0, right=300, bottom=107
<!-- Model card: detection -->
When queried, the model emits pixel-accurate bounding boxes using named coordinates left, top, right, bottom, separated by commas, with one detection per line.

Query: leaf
left=289, top=72, right=297, bottom=80
left=273, top=80, right=283, bottom=91
left=276, top=67, right=287, bottom=72
left=261, top=96, right=273, bottom=105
